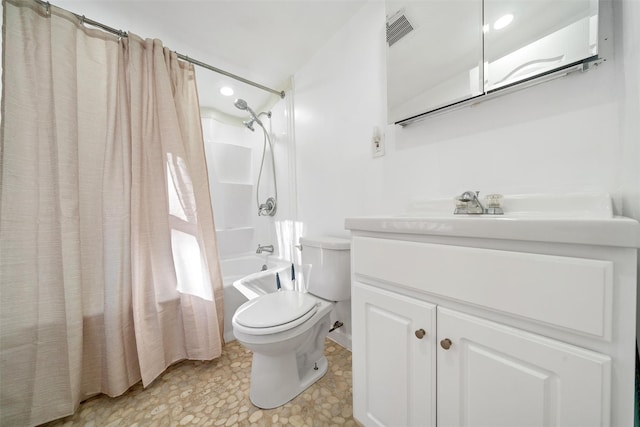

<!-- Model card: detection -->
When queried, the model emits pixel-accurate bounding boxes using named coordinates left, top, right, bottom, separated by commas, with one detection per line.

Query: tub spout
left=256, top=244, right=274, bottom=254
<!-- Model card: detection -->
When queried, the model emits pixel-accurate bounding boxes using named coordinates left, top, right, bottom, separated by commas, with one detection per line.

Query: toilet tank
left=300, top=236, right=351, bottom=302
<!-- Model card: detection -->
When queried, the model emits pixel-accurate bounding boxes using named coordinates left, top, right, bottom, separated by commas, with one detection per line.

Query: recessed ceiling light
left=493, top=13, right=514, bottom=30
left=219, top=86, right=234, bottom=96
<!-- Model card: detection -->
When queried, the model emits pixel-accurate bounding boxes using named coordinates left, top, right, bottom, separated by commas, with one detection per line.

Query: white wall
left=295, top=0, right=638, bottom=230
left=295, top=2, right=387, bottom=238
left=294, top=0, right=639, bottom=349
left=615, top=0, right=640, bottom=220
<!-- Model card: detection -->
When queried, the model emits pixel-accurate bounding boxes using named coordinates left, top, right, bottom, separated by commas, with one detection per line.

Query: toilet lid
left=234, top=291, right=318, bottom=328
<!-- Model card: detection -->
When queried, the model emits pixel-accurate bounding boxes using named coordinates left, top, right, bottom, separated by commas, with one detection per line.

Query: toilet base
left=249, top=354, right=328, bottom=409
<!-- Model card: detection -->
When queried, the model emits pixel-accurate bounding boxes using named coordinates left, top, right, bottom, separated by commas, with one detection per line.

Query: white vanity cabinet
left=353, top=282, right=610, bottom=427
left=347, top=216, right=639, bottom=427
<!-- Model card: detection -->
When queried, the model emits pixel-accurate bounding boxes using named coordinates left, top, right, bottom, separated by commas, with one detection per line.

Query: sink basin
left=405, top=192, right=613, bottom=219
left=345, top=193, right=640, bottom=248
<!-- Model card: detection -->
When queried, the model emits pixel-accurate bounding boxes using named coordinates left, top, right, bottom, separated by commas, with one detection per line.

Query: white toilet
left=232, top=236, right=351, bottom=409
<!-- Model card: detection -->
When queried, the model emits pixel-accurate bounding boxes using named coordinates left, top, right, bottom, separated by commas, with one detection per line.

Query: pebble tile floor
left=42, top=339, right=358, bottom=427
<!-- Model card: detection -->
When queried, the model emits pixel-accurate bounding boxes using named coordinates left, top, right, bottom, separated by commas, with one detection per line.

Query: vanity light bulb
left=493, top=13, right=514, bottom=30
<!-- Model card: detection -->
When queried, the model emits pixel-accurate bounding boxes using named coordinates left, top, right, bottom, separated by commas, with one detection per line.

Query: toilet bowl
left=233, top=291, right=334, bottom=408
left=232, top=236, right=350, bottom=409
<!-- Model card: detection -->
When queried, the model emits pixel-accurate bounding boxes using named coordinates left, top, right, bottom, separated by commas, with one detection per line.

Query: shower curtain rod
left=34, top=0, right=286, bottom=99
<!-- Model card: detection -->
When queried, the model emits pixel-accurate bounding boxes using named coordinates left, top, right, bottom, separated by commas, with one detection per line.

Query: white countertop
left=345, top=215, right=640, bottom=248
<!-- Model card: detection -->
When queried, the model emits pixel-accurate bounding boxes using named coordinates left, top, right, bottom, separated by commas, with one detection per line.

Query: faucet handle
left=460, top=190, right=480, bottom=202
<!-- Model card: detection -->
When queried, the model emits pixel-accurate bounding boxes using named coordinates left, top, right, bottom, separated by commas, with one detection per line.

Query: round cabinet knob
left=414, top=329, right=426, bottom=339
left=440, top=338, right=452, bottom=350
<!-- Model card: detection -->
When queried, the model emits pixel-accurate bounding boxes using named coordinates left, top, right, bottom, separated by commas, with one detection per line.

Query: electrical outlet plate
left=372, top=127, right=385, bottom=158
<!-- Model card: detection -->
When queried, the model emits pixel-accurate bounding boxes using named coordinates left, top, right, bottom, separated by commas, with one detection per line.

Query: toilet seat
left=233, top=291, right=319, bottom=335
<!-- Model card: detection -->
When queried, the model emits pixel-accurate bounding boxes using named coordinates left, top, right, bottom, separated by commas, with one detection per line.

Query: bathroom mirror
left=484, top=0, right=598, bottom=91
left=386, top=0, right=484, bottom=123
left=387, top=0, right=599, bottom=124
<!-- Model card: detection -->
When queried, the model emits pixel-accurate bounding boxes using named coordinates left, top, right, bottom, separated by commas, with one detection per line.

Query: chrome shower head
left=234, top=98, right=248, bottom=110
left=234, top=98, right=262, bottom=127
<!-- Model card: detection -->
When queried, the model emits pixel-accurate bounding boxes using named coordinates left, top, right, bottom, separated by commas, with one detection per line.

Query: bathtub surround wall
left=293, top=0, right=640, bottom=350
left=271, top=88, right=304, bottom=265
left=203, top=89, right=299, bottom=342
left=202, top=116, right=260, bottom=258
left=203, top=88, right=298, bottom=263
left=202, top=115, right=274, bottom=343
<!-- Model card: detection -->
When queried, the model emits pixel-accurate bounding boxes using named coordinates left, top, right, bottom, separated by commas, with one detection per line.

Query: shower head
left=234, top=98, right=249, bottom=110
left=234, top=98, right=262, bottom=127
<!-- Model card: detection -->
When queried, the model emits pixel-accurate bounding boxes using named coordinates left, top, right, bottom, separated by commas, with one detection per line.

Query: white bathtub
left=232, top=263, right=297, bottom=300
left=220, top=255, right=290, bottom=342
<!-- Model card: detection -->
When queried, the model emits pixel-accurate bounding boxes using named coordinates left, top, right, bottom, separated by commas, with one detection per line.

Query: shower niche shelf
left=205, top=142, right=255, bottom=257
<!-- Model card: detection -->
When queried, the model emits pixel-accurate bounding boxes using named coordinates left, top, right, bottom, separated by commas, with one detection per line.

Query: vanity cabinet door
left=436, top=307, right=611, bottom=427
left=352, top=282, right=436, bottom=427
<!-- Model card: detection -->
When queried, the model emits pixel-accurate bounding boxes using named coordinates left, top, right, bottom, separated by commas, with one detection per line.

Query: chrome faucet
left=456, top=191, right=484, bottom=214
left=454, top=191, right=503, bottom=215
left=256, top=244, right=274, bottom=254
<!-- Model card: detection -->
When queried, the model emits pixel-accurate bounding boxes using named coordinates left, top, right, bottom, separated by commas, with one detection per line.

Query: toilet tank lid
left=299, top=236, right=350, bottom=250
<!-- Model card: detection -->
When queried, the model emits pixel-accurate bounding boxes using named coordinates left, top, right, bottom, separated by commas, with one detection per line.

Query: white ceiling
left=55, top=0, right=367, bottom=119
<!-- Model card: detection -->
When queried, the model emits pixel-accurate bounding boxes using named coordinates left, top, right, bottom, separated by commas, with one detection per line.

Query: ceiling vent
left=386, top=10, right=414, bottom=47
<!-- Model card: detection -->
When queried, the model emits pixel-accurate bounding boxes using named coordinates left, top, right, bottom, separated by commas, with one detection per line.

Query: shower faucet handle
left=258, top=197, right=277, bottom=216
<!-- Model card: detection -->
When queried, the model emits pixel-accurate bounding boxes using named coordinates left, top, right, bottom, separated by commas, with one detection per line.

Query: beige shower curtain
left=0, top=1, right=224, bottom=425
